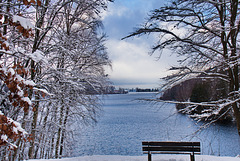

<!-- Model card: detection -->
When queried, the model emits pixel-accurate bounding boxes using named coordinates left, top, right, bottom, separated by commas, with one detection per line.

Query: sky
left=102, top=0, right=178, bottom=89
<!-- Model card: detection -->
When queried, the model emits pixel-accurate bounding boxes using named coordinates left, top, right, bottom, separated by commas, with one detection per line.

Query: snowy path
left=29, top=155, right=240, bottom=161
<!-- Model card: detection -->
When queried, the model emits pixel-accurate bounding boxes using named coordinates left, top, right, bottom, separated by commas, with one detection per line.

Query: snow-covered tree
left=0, top=0, right=112, bottom=160
left=0, top=0, right=46, bottom=160
left=124, top=0, right=240, bottom=135
left=39, top=1, right=111, bottom=158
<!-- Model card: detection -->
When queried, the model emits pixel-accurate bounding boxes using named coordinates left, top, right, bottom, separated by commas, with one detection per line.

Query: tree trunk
left=12, top=109, right=28, bottom=160
left=28, top=93, right=40, bottom=159
left=59, top=106, right=69, bottom=158
left=35, top=105, right=50, bottom=158
left=228, top=0, right=239, bottom=136
left=232, top=102, right=240, bottom=135
left=55, top=103, right=64, bottom=158
left=50, top=133, right=55, bottom=158
left=28, top=0, right=49, bottom=157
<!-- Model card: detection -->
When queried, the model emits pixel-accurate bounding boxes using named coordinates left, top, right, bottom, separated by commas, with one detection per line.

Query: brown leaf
left=24, top=92, right=28, bottom=97
left=19, top=82, right=24, bottom=88
left=20, top=101, right=24, bottom=107
left=0, top=115, right=7, bottom=123
left=28, top=135, right=33, bottom=142
left=32, top=107, right=36, bottom=112
left=42, top=92, right=46, bottom=98
left=17, top=26, right=24, bottom=33
left=25, top=31, right=29, bottom=38
left=2, top=43, right=6, bottom=49
left=24, top=102, right=29, bottom=109
left=37, top=0, right=41, bottom=6
left=2, top=124, right=7, bottom=131
left=0, top=140, right=6, bottom=146
left=24, top=106, right=29, bottom=112
left=17, top=68, right=22, bottom=75
left=23, top=0, right=28, bottom=5
left=30, top=0, right=36, bottom=4
left=12, top=101, right=18, bottom=107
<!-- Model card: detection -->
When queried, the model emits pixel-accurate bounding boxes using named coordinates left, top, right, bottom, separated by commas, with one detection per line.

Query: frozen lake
left=73, top=92, right=240, bottom=157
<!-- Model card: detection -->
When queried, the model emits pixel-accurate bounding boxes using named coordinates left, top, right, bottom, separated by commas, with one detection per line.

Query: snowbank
left=29, top=155, right=240, bottom=161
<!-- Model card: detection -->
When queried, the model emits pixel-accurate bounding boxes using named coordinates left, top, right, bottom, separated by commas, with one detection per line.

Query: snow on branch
left=25, top=50, right=48, bottom=64
left=123, top=27, right=223, bottom=55
left=13, top=15, right=34, bottom=30
left=33, top=87, right=53, bottom=96
left=141, top=94, right=239, bottom=125
left=0, top=111, right=28, bottom=149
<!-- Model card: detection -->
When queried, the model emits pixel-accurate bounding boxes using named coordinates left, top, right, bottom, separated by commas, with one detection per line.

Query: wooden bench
left=142, top=141, right=200, bottom=161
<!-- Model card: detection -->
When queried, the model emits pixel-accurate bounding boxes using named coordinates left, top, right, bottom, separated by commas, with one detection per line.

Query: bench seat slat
left=143, top=152, right=201, bottom=155
left=142, top=141, right=201, bottom=161
left=142, top=147, right=201, bottom=152
left=142, top=141, right=200, bottom=147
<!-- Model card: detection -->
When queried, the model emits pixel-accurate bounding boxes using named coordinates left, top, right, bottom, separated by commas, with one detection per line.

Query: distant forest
left=105, top=86, right=159, bottom=94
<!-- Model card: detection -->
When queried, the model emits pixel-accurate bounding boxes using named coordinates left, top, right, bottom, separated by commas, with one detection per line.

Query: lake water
left=73, top=92, right=240, bottom=157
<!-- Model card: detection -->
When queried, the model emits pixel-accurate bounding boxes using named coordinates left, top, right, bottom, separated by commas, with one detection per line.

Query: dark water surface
left=73, top=92, right=240, bottom=157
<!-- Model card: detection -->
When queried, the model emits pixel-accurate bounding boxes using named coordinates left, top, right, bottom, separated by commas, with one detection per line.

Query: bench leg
left=148, top=152, right=151, bottom=161
left=190, top=153, right=195, bottom=161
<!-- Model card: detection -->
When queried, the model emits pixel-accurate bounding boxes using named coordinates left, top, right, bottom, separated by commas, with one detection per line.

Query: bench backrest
left=142, top=141, right=200, bottom=153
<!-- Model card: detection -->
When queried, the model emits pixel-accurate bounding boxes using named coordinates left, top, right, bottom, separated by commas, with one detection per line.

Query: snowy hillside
left=29, top=155, right=240, bottom=161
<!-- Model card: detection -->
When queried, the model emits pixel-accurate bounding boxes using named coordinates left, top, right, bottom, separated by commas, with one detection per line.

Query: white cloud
left=101, top=4, right=129, bottom=20
left=101, top=0, right=179, bottom=88
left=105, top=38, right=177, bottom=88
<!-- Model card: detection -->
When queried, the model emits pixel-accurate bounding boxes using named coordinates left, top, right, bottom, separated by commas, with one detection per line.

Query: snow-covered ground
left=29, top=155, right=240, bottom=161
